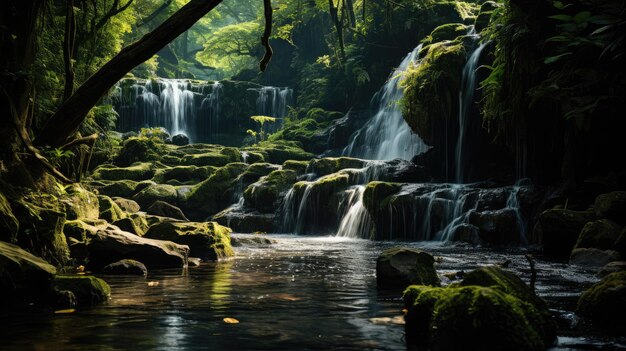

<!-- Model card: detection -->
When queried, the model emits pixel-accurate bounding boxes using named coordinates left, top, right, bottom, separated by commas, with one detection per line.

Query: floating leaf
left=147, top=281, right=159, bottom=287
left=54, top=309, right=75, bottom=314
left=223, top=317, right=240, bottom=324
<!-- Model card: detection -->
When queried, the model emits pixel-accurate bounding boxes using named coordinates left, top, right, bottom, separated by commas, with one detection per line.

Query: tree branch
left=259, top=0, right=274, bottom=72
left=36, top=0, right=224, bottom=147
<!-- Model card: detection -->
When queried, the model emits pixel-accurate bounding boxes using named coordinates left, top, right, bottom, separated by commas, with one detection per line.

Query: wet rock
left=243, top=169, right=297, bottom=213
left=574, top=219, right=622, bottom=250
left=403, top=285, right=556, bottom=351
left=468, top=208, right=518, bottom=246
left=577, top=271, right=626, bottom=331
left=282, top=160, right=309, bottom=175
left=53, top=289, right=77, bottom=309
left=598, top=261, right=626, bottom=277
left=570, top=248, right=622, bottom=267
left=536, top=209, right=595, bottom=258
left=376, top=247, right=440, bottom=288
left=113, top=197, right=141, bottom=213
left=450, top=224, right=481, bottom=244
left=0, top=241, right=57, bottom=304
left=188, top=257, right=201, bottom=267
left=147, top=200, right=189, bottom=221
left=231, top=234, right=276, bottom=247
left=170, top=133, right=190, bottom=146
left=307, top=157, right=367, bottom=177
left=102, top=259, right=147, bottom=276
left=375, top=159, right=429, bottom=183
left=115, top=137, right=164, bottom=167
left=144, top=221, right=233, bottom=261
left=86, top=228, right=189, bottom=269
left=594, top=191, right=626, bottom=224
left=213, top=209, right=275, bottom=233
left=112, top=217, right=145, bottom=236
left=52, top=275, right=110, bottom=306
left=152, top=165, right=212, bottom=184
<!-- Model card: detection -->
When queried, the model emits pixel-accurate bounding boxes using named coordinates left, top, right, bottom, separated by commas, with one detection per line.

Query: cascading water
left=336, top=186, right=372, bottom=239
left=198, top=81, right=222, bottom=143
left=455, top=42, right=488, bottom=183
left=343, top=45, right=428, bottom=161
left=255, top=86, right=293, bottom=132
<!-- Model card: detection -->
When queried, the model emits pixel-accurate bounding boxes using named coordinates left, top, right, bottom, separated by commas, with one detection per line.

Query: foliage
left=248, top=116, right=277, bottom=142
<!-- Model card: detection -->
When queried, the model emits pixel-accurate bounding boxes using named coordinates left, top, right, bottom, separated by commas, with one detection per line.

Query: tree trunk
left=36, top=0, right=224, bottom=147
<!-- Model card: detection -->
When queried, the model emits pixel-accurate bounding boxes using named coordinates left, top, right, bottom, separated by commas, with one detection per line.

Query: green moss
left=184, top=163, right=249, bottom=215
left=53, top=275, right=110, bottom=306
left=180, top=147, right=241, bottom=167
left=132, top=184, right=179, bottom=208
left=363, top=181, right=403, bottom=215
left=97, top=195, right=127, bottom=222
left=115, top=136, right=165, bottom=167
left=574, top=219, right=622, bottom=251
left=92, top=162, right=155, bottom=181
left=244, top=141, right=314, bottom=164
left=307, top=157, right=367, bottom=176
left=403, top=285, right=553, bottom=351
left=152, top=165, right=213, bottom=184
left=422, top=23, right=468, bottom=45
left=61, top=184, right=99, bottom=220
left=401, top=40, right=467, bottom=144
left=577, top=271, right=626, bottom=330
left=98, top=180, right=138, bottom=198
left=243, top=169, right=298, bottom=212
left=144, top=221, right=233, bottom=260
left=282, top=160, right=309, bottom=175
left=0, top=193, right=19, bottom=243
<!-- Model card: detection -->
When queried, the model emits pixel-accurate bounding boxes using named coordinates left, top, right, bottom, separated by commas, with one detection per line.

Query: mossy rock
left=98, top=180, right=138, bottom=198
left=132, top=184, right=180, bottom=208
left=244, top=141, right=314, bottom=164
left=0, top=193, right=19, bottom=243
left=282, top=160, right=309, bottom=175
left=577, top=271, right=626, bottom=331
left=535, top=209, right=595, bottom=258
left=115, top=136, right=165, bottom=166
left=422, top=23, right=468, bottom=45
left=147, top=201, right=189, bottom=221
left=0, top=241, right=56, bottom=305
left=403, top=285, right=555, bottom=351
left=98, top=195, right=127, bottom=222
left=594, top=191, right=626, bottom=225
left=401, top=40, right=467, bottom=145
left=152, top=165, right=213, bottom=184
left=474, top=1, right=500, bottom=32
left=113, top=217, right=145, bottom=236
left=92, top=162, right=155, bottom=181
left=180, top=147, right=241, bottom=167
left=61, top=184, right=99, bottom=220
left=52, top=275, right=110, bottom=306
left=376, top=247, right=440, bottom=288
left=239, top=163, right=281, bottom=187
left=362, top=181, right=403, bottom=215
left=307, top=157, right=367, bottom=177
left=184, top=163, right=249, bottom=216
left=244, top=169, right=298, bottom=213
left=102, top=259, right=147, bottom=276
left=113, top=197, right=141, bottom=213
left=63, top=219, right=108, bottom=242
left=574, top=219, right=623, bottom=251
left=144, top=221, right=233, bottom=260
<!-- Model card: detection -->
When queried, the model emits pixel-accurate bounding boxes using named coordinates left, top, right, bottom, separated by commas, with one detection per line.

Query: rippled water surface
left=2, top=235, right=625, bottom=350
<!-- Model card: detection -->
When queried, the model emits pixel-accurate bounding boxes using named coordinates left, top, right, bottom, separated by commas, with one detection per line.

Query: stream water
left=2, top=235, right=624, bottom=351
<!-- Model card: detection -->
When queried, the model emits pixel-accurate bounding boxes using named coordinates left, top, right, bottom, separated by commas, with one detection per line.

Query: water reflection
left=1, top=235, right=622, bottom=350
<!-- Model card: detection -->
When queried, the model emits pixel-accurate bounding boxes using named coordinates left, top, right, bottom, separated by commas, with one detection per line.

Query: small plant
left=43, top=148, right=75, bottom=167
left=249, top=115, right=277, bottom=142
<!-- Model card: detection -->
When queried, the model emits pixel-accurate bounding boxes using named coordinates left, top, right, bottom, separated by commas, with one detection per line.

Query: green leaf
left=549, top=14, right=573, bottom=22
left=544, top=52, right=572, bottom=64
left=573, top=11, right=591, bottom=24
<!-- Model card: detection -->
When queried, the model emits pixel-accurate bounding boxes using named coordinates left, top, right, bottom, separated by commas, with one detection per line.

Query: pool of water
left=2, top=235, right=624, bottom=350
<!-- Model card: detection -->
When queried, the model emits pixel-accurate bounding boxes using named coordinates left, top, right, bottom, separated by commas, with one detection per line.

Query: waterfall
left=455, top=42, right=488, bottom=182
left=336, top=186, right=372, bottom=239
left=255, top=86, right=293, bottom=132
left=343, top=45, right=428, bottom=161
left=199, top=81, right=222, bottom=143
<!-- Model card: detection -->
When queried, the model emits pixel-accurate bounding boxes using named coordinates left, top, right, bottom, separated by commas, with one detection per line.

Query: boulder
left=147, top=201, right=189, bottom=221
left=112, top=217, right=145, bottom=236
left=102, top=259, right=147, bottom=276
left=307, top=157, right=367, bottom=177
left=52, top=275, right=110, bottom=306
left=113, top=197, right=141, bottom=213
left=61, top=184, right=99, bottom=220
left=132, top=184, right=179, bottom=208
left=144, top=221, right=233, bottom=260
left=574, top=219, right=622, bottom=250
left=577, top=271, right=626, bottom=331
left=243, top=169, right=298, bottom=212
left=213, top=209, right=275, bottom=233
left=92, top=162, right=155, bottom=181
left=98, top=180, right=138, bottom=198
left=376, top=247, right=440, bottom=288
left=86, top=228, right=189, bottom=269
left=403, top=285, right=556, bottom=351
left=570, top=248, right=621, bottom=267
left=230, top=234, right=276, bottom=247
left=594, top=191, right=626, bottom=224
left=535, top=209, right=595, bottom=258
left=598, top=261, right=626, bottom=277
left=98, top=195, right=127, bottom=222
left=170, top=133, right=190, bottom=146
left=468, top=208, right=518, bottom=245
left=0, top=241, right=56, bottom=304
left=450, top=224, right=481, bottom=244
